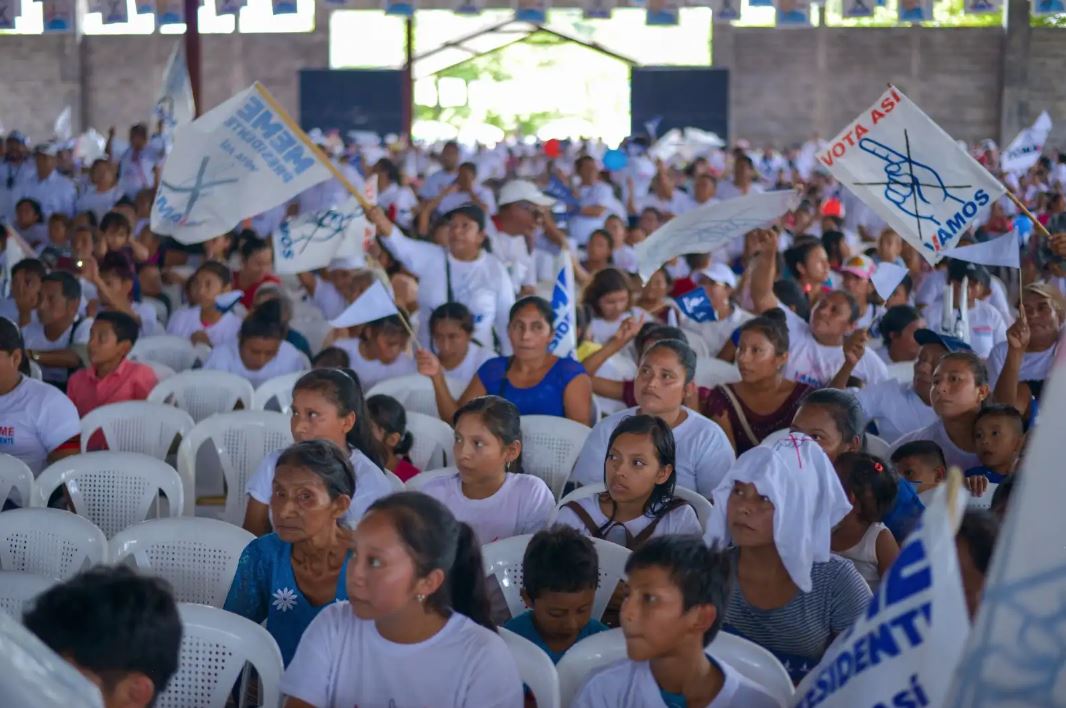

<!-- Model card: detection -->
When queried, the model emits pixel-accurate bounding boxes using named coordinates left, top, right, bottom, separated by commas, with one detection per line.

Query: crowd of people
left=2, top=120, right=1065, bottom=707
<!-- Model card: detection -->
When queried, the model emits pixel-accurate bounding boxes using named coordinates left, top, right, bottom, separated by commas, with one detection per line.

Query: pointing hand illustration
left=859, top=137, right=964, bottom=226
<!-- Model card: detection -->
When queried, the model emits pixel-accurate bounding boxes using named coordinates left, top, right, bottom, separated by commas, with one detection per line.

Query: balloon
left=603, top=149, right=628, bottom=171
left=544, top=139, right=561, bottom=159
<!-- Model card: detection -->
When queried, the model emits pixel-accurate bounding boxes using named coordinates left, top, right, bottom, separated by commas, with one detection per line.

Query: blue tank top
left=476, top=355, right=586, bottom=417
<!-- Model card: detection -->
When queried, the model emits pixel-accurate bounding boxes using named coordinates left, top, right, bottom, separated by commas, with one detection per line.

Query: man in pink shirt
left=67, top=311, right=158, bottom=420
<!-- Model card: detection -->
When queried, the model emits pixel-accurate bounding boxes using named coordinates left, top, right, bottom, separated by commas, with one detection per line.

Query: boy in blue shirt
left=966, top=404, right=1025, bottom=500
left=504, top=526, right=608, bottom=664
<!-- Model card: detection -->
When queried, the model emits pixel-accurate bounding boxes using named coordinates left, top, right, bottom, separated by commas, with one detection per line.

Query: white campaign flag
left=53, top=106, right=72, bottom=141
left=945, top=338, right=1066, bottom=708
left=548, top=249, right=577, bottom=358
left=151, top=83, right=331, bottom=245
left=635, top=190, right=798, bottom=281
left=328, top=280, right=400, bottom=328
left=1000, top=111, right=1052, bottom=174
left=155, top=42, right=196, bottom=138
left=272, top=185, right=375, bottom=275
left=792, top=479, right=970, bottom=708
left=820, top=86, right=1005, bottom=266
left=870, top=260, right=908, bottom=302
left=940, top=230, right=1020, bottom=269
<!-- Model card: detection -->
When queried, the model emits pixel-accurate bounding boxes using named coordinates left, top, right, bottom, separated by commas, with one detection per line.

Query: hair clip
left=873, top=462, right=884, bottom=473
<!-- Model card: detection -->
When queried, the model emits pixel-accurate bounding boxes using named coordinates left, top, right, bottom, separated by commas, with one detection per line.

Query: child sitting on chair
left=965, top=404, right=1025, bottom=500
left=503, top=526, right=609, bottom=664
left=67, top=311, right=158, bottom=419
left=572, top=536, right=782, bottom=708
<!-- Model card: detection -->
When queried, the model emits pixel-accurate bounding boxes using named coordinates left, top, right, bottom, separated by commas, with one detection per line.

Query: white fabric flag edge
left=328, top=279, right=400, bottom=328
left=939, top=231, right=1020, bottom=269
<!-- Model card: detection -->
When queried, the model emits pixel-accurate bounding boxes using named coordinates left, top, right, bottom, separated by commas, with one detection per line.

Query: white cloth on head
left=703, top=433, right=851, bottom=593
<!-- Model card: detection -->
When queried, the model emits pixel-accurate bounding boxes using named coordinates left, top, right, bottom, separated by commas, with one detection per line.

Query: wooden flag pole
left=1006, top=190, right=1051, bottom=240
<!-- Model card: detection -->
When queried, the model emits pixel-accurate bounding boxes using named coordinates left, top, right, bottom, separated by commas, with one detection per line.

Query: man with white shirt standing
left=436, top=162, right=496, bottom=216
left=16, top=144, right=77, bottom=220
left=108, top=124, right=159, bottom=200
left=568, top=155, right=620, bottom=248
left=418, top=140, right=460, bottom=200
left=489, top=180, right=556, bottom=296
left=715, top=155, right=764, bottom=201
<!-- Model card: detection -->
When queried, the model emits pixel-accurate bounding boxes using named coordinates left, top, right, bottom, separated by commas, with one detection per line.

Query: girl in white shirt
left=244, top=368, right=391, bottom=536
left=829, top=452, right=900, bottom=590
left=584, top=267, right=647, bottom=345
left=559, top=414, right=703, bottom=548
left=280, top=491, right=524, bottom=708
left=428, top=302, right=494, bottom=390
left=203, top=301, right=310, bottom=388
left=165, top=262, right=242, bottom=347
left=334, top=314, right=417, bottom=391
left=419, top=395, right=554, bottom=544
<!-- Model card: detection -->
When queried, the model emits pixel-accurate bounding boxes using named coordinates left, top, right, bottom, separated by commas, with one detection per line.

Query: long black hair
left=367, top=394, right=415, bottom=459
left=368, top=492, right=495, bottom=630
left=601, top=414, right=678, bottom=525
left=453, top=395, right=524, bottom=474
left=293, top=368, right=384, bottom=468
left=0, top=317, right=30, bottom=376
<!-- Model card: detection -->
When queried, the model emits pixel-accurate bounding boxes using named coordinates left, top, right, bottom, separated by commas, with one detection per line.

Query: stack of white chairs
left=0, top=454, right=33, bottom=509
left=31, top=452, right=185, bottom=539
left=251, top=371, right=306, bottom=414
left=499, top=628, right=561, bottom=708
left=555, top=483, right=715, bottom=530
left=0, top=570, right=55, bottom=619
left=367, top=374, right=466, bottom=418
left=520, top=415, right=590, bottom=499
left=149, top=370, right=255, bottom=424
left=0, top=508, right=107, bottom=579
left=79, top=401, right=195, bottom=458
left=130, top=335, right=204, bottom=373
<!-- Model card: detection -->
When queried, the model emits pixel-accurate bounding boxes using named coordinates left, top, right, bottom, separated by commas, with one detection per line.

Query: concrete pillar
left=710, top=21, right=735, bottom=143
left=999, top=0, right=1030, bottom=146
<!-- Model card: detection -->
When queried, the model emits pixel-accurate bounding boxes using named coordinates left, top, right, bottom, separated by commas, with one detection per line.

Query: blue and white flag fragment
left=155, top=42, right=196, bottom=140
left=548, top=250, right=577, bottom=358
left=544, top=174, right=581, bottom=216
left=272, top=196, right=370, bottom=275
left=673, top=287, right=717, bottom=324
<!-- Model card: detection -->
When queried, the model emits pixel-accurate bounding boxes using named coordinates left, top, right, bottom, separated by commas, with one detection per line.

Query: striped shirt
left=723, top=554, right=871, bottom=683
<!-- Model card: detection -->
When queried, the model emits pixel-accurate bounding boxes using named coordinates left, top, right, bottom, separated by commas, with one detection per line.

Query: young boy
left=503, top=526, right=608, bottom=664
left=890, top=440, right=947, bottom=506
left=573, top=536, right=781, bottom=708
left=88, top=252, right=158, bottom=336
left=0, top=257, right=45, bottom=327
left=166, top=261, right=242, bottom=347
left=965, top=404, right=1025, bottom=499
left=67, top=310, right=158, bottom=419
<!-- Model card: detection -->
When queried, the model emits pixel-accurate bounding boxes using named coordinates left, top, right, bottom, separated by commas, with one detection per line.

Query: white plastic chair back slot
left=148, top=370, right=255, bottom=424
left=251, top=371, right=306, bottom=414
left=32, top=452, right=185, bottom=539
left=404, top=412, right=454, bottom=471
left=0, top=508, right=108, bottom=580
left=555, top=482, right=714, bottom=530
left=367, top=374, right=466, bottom=418
left=130, top=335, right=203, bottom=372
left=0, top=570, right=55, bottom=620
left=520, top=415, right=591, bottom=500
left=80, top=401, right=195, bottom=457
left=499, top=628, right=561, bottom=708
left=694, top=357, right=742, bottom=389
left=109, top=518, right=255, bottom=607
left=0, top=454, right=33, bottom=509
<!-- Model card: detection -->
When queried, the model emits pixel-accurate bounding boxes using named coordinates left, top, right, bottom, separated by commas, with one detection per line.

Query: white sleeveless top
left=838, top=522, right=887, bottom=590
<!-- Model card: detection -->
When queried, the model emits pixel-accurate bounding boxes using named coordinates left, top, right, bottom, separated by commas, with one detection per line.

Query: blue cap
left=5, top=131, right=27, bottom=145
left=914, top=328, right=972, bottom=353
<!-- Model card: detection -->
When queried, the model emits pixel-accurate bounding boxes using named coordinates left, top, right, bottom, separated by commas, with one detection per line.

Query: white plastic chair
left=864, top=433, right=892, bottom=461
left=130, top=335, right=204, bottom=372
left=694, top=357, right=742, bottom=389
left=158, top=602, right=284, bottom=708
left=367, top=374, right=467, bottom=418
left=557, top=628, right=794, bottom=707
left=109, top=517, right=255, bottom=607
left=968, top=482, right=998, bottom=510
left=250, top=371, right=306, bottom=414
left=143, top=296, right=170, bottom=327
left=499, top=627, right=561, bottom=708
left=384, top=469, right=406, bottom=492
left=32, top=452, right=185, bottom=539
left=28, top=360, right=43, bottom=380
left=143, top=360, right=177, bottom=382
left=0, top=454, right=33, bottom=509
left=886, top=359, right=914, bottom=384
left=79, top=401, right=195, bottom=457
left=555, top=482, right=714, bottom=530
left=176, top=411, right=293, bottom=521
left=520, top=415, right=591, bottom=500
left=0, top=570, right=55, bottom=620
left=404, top=467, right=458, bottom=492
left=0, top=508, right=108, bottom=579
left=291, top=317, right=333, bottom=357
left=482, top=533, right=631, bottom=622
left=405, top=411, right=454, bottom=470
left=149, top=370, right=255, bottom=424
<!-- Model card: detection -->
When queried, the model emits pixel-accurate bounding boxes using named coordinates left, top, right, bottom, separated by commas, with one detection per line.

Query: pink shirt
left=67, top=358, right=158, bottom=418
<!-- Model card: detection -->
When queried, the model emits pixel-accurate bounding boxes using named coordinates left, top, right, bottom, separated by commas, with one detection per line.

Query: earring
left=505, top=460, right=511, bottom=473
left=416, top=593, right=425, bottom=603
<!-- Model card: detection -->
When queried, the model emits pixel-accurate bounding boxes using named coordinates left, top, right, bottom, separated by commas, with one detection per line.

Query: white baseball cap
left=696, top=262, right=738, bottom=289
left=498, top=180, right=555, bottom=208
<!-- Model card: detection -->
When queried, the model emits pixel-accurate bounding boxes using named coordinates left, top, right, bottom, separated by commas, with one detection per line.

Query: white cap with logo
left=498, top=180, right=555, bottom=208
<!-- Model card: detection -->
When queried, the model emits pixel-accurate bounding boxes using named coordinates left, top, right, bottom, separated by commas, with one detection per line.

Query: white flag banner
left=820, top=86, right=1006, bottom=266
left=151, top=83, right=331, bottom=245
left=635, top=190, right=798, bottom=281
left=870, top=260, right=908, bottom=303
left=945, top=339, right=1066, bottom=708
left=155, top=43, right=196, bottom=138
left=1000, top=111, right=1052, bottom=174
left=792, top=480, right=970, bottom=708
left=328, top=280, right=400, bottom=328
left=940, top=231, right=1020, bottom=269
left=272, top=180, right=376, bottom=275
left=53, top=106, right=72, bottom=141
left=548, top=249, right=577, bottom=358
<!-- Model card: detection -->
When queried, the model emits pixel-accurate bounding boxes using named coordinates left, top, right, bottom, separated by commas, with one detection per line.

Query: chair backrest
left=251, top=371, right=306, bottom=414
left=864, top=433, right=892, bottom=461
left=367, top=374, right=466, bottom=418
left=556, top=628, right=628, bottom=706
left=404, top=467, right=458, bottom=492
left=158, top=603, right=284, bottom=708
left=405, top=412, right=454, bottom=470
left=0, top=454, right=33, bottom=509
left=176, top=411, right=293, bottom=520
left=143, top=296, right=170, bottom=327
left=383, top=469, right=406, bottom=492
left=32, top=452, right=185, bottom=539
left=555, top=482, right=713, bottom=530
left=0, top=570, right=55, bottom=620
left=109, top=518, right=255, bottom=607
left=520, top=416, right=591, bottom=499
left=694, top=357, right=742, bottom=389
left=482, top=533, right=631, bottom=621
left=887, top=359, right=915, bottom=384
left=144, top=360, right=177, bottom=382
left=0, top=508, right=108, bottom=579
left=130, top=335, right=203, bottom=372
left=148, top=370, right=255, bottom=424
left=291, top=317, right=333, bottom=357
left=80, top=401, right=195, bottom=457
left=499, top=628, right=561, bottom=708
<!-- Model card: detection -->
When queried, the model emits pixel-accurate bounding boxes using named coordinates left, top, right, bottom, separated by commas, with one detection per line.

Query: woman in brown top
left=702, top=309, right=812, bottom=454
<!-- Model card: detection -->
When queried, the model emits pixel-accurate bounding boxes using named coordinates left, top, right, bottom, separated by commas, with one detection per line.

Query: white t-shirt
left=419, top=168, right=458, bottom=200
left=570, top=406, right=735, bottom=498
left=922, top=300, right=1007, bottom=360
left=311, top=278, right=348, bottom=321
left=573, top=651, right=784, bottom=708
left=555, top=494, right=703, bottom=544
left=130, top=301, right=159, bottom=337
left=439, top=185, right=497, bottom=216
left=202, top=340, right=310, bottom=388
left=444, top=343, right=495, bottom=390
left=985, top=339, right=1060, bottom=388
left=377, top=183, right=419, bottom=231
left=781, top=307, right=889, bottom=388
left=21, top=317, right=93, bottom=384
left=333, top=338, right=417, bottom=391
left=890, top=420, right=981, bottom=472
left=588, top=308, right=648, bottom=346
left=488, top=230, right=535, bottom=293
left=419, top=469, right=555, bottom=544
left=638, top=190, right=696, bottom=218
left=166, top=306, right=243, bottom=347
left=853, top=379, right=937, bottom=444
left=246, top=447, right=391, bottom=527
left=682, top=307, right=754, bottom=358
left=117, top=148, right=158, bottom=199
left=75, top=186, right=122, bottom=222
left=282, top=603, right=522, bottom=708
left=0, top=375, right=81, bottom=476
left=714, top=181, right=765, bottom=201
left=570, top=182, right=620, bottom=247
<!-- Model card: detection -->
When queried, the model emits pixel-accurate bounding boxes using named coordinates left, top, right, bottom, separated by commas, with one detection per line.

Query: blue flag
left=545, top=174, right=580, bottom=215
left=548, top=251, right=577, bottom=358
left=673, top=288, right=717, bottom=324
